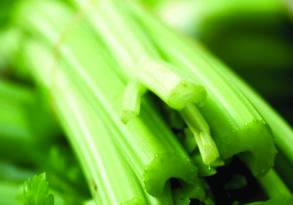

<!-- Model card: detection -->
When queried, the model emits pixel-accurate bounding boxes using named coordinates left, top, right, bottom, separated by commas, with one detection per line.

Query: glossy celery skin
left=68, top=0, right=221, bottom=167
left=14, top=0, right=206, bottom=202
left=22, top=40, right=149, bottom=205
left=212, top=62, right=293, bottom=164
left=70, top=0, right=207, bottom=111
left=156, top=0, right=293, bottom=185
left=127, top=0, right=277, bottom=177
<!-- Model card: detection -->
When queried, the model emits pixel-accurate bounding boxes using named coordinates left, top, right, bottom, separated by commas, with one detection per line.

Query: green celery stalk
left=180, top=104, right=222, bottom=166
left=68, top=0, right=220, bottom=167
left=121, top=81, right=145, bottom=123
left=14, top=0, right=207, bottom=200
left=70, top=0, right=207, bottom=112
left=22, top=40, right=149, bottom=205
left=187, top=35, right=293, bottom=165
left=208, top=59, right=293, bottom=164
left=127, top=0, right=277, bottom=176
left=151, top=0, right=293, bottom=171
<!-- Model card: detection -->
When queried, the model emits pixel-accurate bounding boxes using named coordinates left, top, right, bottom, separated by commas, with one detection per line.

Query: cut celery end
left=136, top=60, right=207, bottom=110
left=210, top=58, right=293, bottom=164
left=16, top=0, right=202, bottom=199
left=70, top=0, right=207, bottom=110
left=121, top=81, right=146, bottom=123
left=172, top=179, right=212, bottom=205
left=143, top=152, right=198, bottom=196
left=127, top=1, right=276, bottom=176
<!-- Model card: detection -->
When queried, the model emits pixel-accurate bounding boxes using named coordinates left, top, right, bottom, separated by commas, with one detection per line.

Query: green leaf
left=21, top=173, right=54, bottom=205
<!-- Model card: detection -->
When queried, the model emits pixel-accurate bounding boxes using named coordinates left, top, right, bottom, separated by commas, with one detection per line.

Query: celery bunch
left=0, top=0, right=292, bottom=204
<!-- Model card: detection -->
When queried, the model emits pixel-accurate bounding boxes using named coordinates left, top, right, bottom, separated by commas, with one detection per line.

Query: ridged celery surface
left=2, top=0, right=290, bottom=204
left=126, top=0, right=277, bottom=176
left=69, top=0, right=221, bottom=167
left=14, top=0, right=210, bottom=203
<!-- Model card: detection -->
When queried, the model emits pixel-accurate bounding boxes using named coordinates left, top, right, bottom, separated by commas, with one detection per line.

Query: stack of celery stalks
left=0, top=0, right=292, bottom=204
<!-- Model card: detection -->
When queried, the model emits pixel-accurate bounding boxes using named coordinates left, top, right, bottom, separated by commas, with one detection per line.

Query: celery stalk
left=70, top=0, right=207, bottom=111
left=68, top=0, right=220, bottom=167
left=14, top=0, right=205, bottom=200
left=127, top=1, right=277, bottom=176
left=22, top=40, right=148, bottom=205
left=210, top=59, right=293, bottom=164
